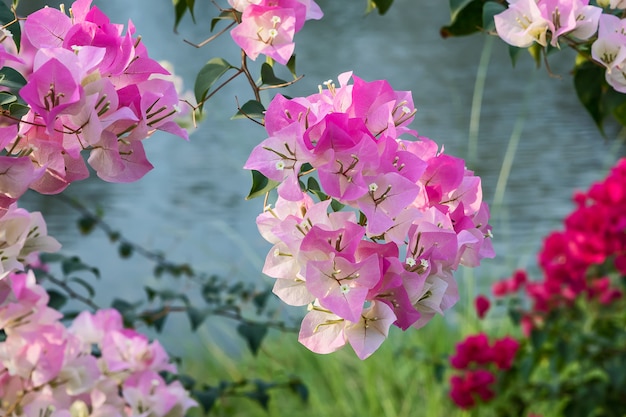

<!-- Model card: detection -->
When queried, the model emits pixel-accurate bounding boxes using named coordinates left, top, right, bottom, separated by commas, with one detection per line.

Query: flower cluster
left=493, top=158, right=626, bottom=320
left=591, top=14, right=626, bottom=93
left=493, top=1, right=626, bottom=94
left=244, top=72, right=494, bottom=359
left=448, top=333, right=519, bottom=409
left=0, top=203, right=60, bottom=280
left=0, top=0, right=187, bottom=214
left=450, top=158, right=626, bottom=414
left=0, top=269, right=196, bottom=416
left=229, top=0, right=323, bottom=65
left=493, top=0, right=601, bottom=48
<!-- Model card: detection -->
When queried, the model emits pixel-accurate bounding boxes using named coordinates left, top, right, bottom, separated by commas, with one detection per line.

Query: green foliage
left=232, top=99, right=266, bottom=121
left=172, top=0, right=196, bottom=31
left=0, top=1, right=20, bottom=50
left=237, top=322, right=268, bottom=355
left=246, top=169, right=279, bottom=200
left=366, top=0, right=394, bottom=15
left=260, top=63, right=288, bottom=86
left=194, top=58, right=237, bottom=111
left=441, top=0, right=487, bottom=38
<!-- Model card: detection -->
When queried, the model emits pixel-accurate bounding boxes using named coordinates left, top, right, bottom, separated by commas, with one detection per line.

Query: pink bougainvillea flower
left=344, top=300, right=396, bottom=359
left=231, top=4, right=296, bottom=65
left=494, top=0, right=549, bottom=47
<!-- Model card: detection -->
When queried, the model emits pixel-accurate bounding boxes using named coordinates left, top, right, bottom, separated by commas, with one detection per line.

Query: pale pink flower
left=231, top=4, right=296, bottom=64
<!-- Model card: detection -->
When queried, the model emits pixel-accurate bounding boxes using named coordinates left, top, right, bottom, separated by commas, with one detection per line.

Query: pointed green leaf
left=286, top=55, right=297, bottom=78
left=330, top=199, right=345, bottom=212
left=187, top=307, right=208, bottom=331
left=528, top=43, right=543, bottom=67
left=61, top=256, right=100, bottom=279
left=172, top=0, right=189, bottom=32
left=482, top=1, right=505, bottom=32
left=508, top=45, right=524, bottom=67
left=186, top=0, right=196, bottom=23
left=289, top=379, right=309, bottom=403
left=372, top=0, right=393, bottom=14
left=0, top=92, right=16, bottom=106
left=449, top=0, right=475, bottom=22
left=0, top=67, right=26, bottom=92
left=194, top=57, right=236, bottom=109
left=111, top=298, right=141, bottom=326
left=441, top=0, right=486, bottom=38
left=8, top=102, right=28, bottom=119
left=47, top=289, right=68, bottom=310
left=246, top=170, right=279, bottom=200
left=573, top=60, right=607, bottom=134
left=118, top=242, right=134, bottom=258
left=261, top=63, right=288, bottom=86
left=193, top=388, right=220, bottom=413
left=232, top=99, right=266, bottom=120
left=237, top=322, right=268, bottom=355
left=211, top=11, right=238, bottom=31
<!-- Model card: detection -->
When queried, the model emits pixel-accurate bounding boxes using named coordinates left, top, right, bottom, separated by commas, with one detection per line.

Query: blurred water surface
left=13, top=0, right=626, bottom=348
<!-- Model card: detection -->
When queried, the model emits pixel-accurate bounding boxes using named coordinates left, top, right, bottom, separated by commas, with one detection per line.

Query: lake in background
left=12, top=0, right=626, bottom=354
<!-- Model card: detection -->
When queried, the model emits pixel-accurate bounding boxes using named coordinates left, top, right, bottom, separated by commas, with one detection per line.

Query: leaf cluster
left=481, top=276, right=626, bottom=417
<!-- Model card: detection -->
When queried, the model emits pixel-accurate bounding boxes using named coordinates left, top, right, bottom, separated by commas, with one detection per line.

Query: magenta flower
left=474, top=294, right=490, bottom=319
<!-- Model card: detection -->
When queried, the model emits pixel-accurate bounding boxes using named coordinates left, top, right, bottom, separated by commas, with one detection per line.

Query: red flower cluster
left=448, top=333, right=519, bottom=409
left=492, top=159, right=626, bottom=317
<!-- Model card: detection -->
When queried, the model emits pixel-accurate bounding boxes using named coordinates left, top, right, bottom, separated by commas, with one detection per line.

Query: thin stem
left=240, top=50, right=262, bottom=102
left=184, top=21, right=236, bottom=48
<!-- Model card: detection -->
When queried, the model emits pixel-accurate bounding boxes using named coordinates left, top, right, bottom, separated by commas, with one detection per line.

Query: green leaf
left=261, top=63, right=288, bottom=86
left=8, top=102, right=28, bottom=119
left=246, top=383, right=271, bottom=409
left=0, top=67, right=26, bottom=92
left=111, top=298, right=141, bottom=326
left=372, top=0, right=393, bottom=14
left=330, top=199, right=345, bottom=212
left=211, top=11, right=238, bottom=32
left=482, top=1, right=505, bottom=32
left=252, top=289, right=272, bottom=314
left=573, top=60, right=607, bottom=134
left=237, top=322, right=268, bottom=355
left=186, top=0, right=196, bottom=23
left=194, top=58, right=236, bottom=110
left=68, top=277, right=96, bottom=298
left=47, top=289, right=68, bottom=310
left=193, top=388, right=220, bottom=413
left=172, top=0, right=189, bottom=32
left=286, top=55, right=297, bottom=78
left=441, top=0, right=486, bottom=38
left=232, top=99, right=266, bottom=120
left=289, top=379, right=309, bottom=403
left=528, top=43, right=543, bottom=68
left=187, top=307, right=208, bottom=331
left=61, top=256, right=100, bottom=279
left=246, top=170, right=279, bottom=200
left=139, top=308, right=168, bottom=332
left=118, top=242, right=134, bottom=258
left=449, top=0, right=474, bottom=22
left=0, top=92, right=16, bottom=106
left=0, top=2, right=20, bottom=50
left=508, top=45, right=524, bottom=67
